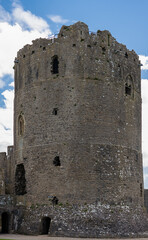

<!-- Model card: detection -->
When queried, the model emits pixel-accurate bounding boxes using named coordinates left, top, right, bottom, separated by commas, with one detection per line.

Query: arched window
left=51, top=55, right=59, bottom=74
left=125, top=75, right=133, bottom=97
left=125, top=83, right=131, bottom=95
left=18, top=115, right=24, bottom=136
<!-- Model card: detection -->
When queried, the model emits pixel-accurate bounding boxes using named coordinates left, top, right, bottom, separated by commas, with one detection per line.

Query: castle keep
left=0, top=21, right=147, bottom=237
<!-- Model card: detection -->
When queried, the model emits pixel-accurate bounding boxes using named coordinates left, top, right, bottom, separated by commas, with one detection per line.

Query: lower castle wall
left=13, top=203, right=148, bottom=237
left=0, top=148, right=146, bottom=237
left=0, top=195, right=14, bottom=233
left=0, top=194, right=146, bottom=237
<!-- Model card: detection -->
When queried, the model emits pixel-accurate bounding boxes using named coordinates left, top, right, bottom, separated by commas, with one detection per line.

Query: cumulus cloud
left=0, top=89, right=14, bottom=152
left=0, top=22, right=51, bottom=78
left=0, top=4, right=51, bottom=80
left=142, top=79, right=148, bottom=167
left=48, top=15, right=69, bottom=24
left=0, top=3, right=52, bottom=152
left=139, top=55, right=148, bottom=70
left=12, top=4, right=50, bottom=34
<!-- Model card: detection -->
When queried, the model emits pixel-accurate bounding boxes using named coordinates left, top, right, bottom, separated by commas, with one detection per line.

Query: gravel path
left=0, top=236, right=148, bottom=240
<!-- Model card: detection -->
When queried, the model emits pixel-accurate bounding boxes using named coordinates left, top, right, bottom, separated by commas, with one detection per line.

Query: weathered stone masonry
left=0, top=21, right=148, bottom=236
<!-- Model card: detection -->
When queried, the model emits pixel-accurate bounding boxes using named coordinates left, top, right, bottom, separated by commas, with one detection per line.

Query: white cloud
left=139, top=55, right=148, bottom=70
left=9, top=82, right=14, bottom=87
left=142, top=79, right=148, bottom=167
left=0, top=79, right=5, bottom=88
left=12, top=5, right=51, bottom=34
left=0, top=3, right=52, bottom=152
left=0, top=21, right=51, bottom=79
left=48, top=15, right=68, bottom=24
left=0, top=3, right=52, bottom=80
left=0, top=89, right=14, bottom=152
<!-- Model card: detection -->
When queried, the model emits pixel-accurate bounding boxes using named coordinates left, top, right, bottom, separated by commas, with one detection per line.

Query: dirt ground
left=1, top=236, right=148, bottom=240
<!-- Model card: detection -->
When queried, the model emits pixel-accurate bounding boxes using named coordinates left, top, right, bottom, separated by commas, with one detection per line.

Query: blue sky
left=2, top=0, right=148, bottom=55
left=0, top=0, right=148, bottom=187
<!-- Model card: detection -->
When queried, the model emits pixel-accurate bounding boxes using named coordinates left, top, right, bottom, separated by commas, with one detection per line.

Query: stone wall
left=0, top=152, right=6, bottom=195
left=12, top=203, right=148, bottom=237
left=144, top=189, right=148, bottom=212
left=0, top=149, right=14, bottom=233
left=10, top=21, right=146, bottom=236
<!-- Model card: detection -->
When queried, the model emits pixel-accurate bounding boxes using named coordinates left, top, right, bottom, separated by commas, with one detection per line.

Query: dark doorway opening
left=1, top=212, right=9, bottom=233
left=41, top=217, right=51, bottom=234
left=15, top=163, right=27, bottom=195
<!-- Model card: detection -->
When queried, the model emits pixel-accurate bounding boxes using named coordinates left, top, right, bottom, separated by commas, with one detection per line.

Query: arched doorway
left=1, top=212, right=9, bottom=233
left=41, top=217, right=51, bottom=234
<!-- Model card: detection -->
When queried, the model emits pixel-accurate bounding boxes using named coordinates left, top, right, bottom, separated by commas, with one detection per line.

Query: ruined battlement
left=14, top=22, right=140, bottom=94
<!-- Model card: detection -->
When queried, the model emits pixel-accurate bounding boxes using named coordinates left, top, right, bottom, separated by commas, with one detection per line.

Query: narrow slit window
left=51, top=55, right=59, bottom=74
left=108, top=34, right=110, bottom=46
left=53, top=108, right=58, bottom=115
left=18, top=115, right=24, bottom=136
left=140, top=183, right=143, bottom=197
left=125, top=75, right=133, bottom=97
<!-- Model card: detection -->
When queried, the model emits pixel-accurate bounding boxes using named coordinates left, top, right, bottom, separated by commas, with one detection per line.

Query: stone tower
left=12, top=22, right=146, bottom=236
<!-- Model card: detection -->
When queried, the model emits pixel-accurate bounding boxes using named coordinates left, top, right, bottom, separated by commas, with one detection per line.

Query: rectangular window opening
left=125, top=84, right=131, bottom=96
